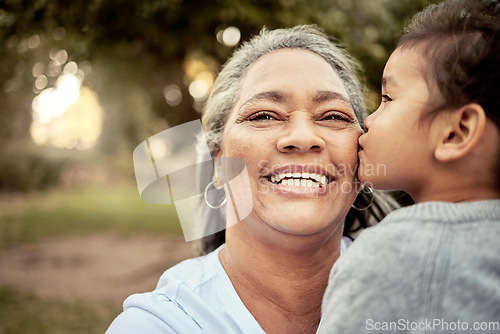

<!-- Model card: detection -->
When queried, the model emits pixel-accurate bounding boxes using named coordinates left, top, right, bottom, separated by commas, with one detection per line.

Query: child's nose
left=363, top=113, right=374, bottom=132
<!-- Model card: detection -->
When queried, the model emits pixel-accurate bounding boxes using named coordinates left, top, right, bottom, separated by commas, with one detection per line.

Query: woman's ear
left=434, top=103, right=486, bottom=162
left=213, top=145, right=222, bottom=164
left=213, top=145, right=223, bottom=187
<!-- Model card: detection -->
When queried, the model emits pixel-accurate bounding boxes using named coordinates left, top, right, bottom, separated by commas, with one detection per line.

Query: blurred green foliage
left=0, top=184, right=183, bottom=251
left=0, top=143, right=67, bottom=192
left=0, top=0, right=437, bottom=192
left=0, top=286, right=119, bottom=334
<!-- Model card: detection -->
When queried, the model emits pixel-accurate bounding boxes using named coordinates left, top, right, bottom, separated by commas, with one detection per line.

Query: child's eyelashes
left=381, top=94, right=393, bottom=103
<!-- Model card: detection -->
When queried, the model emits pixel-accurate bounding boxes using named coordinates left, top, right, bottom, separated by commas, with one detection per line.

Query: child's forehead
left=394, top=43, right=440, bottom=80
left=384, top=46, right=440, bottom=95
left=384, top=46, right=445, bottom=109
left=385, top=47, right=428, bottom=82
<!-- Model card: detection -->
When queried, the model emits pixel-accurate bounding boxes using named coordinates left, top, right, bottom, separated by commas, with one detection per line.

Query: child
left=320, top=0, right=500, bottom=333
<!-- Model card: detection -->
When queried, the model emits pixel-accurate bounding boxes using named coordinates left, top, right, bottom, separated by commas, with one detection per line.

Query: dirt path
left=0, top=234, right=195, bottom=305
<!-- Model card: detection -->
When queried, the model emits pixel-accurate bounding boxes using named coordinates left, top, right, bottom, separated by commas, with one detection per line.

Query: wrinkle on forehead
left=242, top=48, right=346, bottom=88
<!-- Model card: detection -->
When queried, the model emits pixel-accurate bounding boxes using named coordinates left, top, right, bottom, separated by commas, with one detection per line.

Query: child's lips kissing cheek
left=358, top=134, right=367, bottom=152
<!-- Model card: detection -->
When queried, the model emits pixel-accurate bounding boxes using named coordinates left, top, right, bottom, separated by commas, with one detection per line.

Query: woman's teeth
left=269, top=172, right=329, bottom=188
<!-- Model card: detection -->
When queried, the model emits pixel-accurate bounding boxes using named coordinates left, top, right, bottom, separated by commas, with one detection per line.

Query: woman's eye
left=381, top=94, right=392, bottom=103
left=248, top=112, right=278, bottom=121
left=321, top=112, right=352, bottom=122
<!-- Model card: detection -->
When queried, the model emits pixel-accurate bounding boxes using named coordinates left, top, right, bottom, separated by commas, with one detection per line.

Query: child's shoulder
left=376, top=199, right=500, bottom=227
left=345, top=199, right=500, bottom=267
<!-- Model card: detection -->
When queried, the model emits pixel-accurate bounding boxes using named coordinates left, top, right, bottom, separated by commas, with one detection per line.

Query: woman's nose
left=277, top=117, right=325, bottom=153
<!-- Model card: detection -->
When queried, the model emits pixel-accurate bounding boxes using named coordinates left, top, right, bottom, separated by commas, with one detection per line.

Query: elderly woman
left=107, top=25, right=396, bottom=333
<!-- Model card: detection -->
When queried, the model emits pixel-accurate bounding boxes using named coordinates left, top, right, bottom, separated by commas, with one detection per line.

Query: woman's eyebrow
left=238, top=90, right=352, bottom=112
left=238, top=91, right=291, bottom=110
left=312, top=90, right=351, bottom=104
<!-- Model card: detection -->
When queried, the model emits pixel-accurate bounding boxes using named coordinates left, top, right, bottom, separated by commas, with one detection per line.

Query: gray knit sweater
left=320, top=200, right=500, bottom=334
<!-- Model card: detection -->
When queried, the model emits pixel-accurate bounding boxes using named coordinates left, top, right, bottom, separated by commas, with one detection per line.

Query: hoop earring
left=351, top=186, right=374, bottom=211
left=204, top=181, right=227, bottom=209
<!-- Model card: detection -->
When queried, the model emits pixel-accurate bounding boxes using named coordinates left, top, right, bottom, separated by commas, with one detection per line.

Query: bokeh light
left=188, top=71, right=214, bottom=100
left=30, top=55, right=104, bottom=150
left=30, top=86, right=103, bottom=150
left=32, top=73, right=81, bottom=123
left=222, top=26, right=241, bottom=46
left=216, top=26, right=241, bottom=47
left=54, top=49, right=68, bottom=65
left=63, top=61, right=78, bottom=75
left=27, top=34, right=40, bottom=49
left=163, top=84, right=182, bottom=106
left=32, top=62, right=45, bottom=77
left=183, top=58, right=216, bottom=101
left=34, top=75, right=48, bottom=91
left=47, top=59, right=62, bottom=77
left=188, top=80, right=209, bottom=100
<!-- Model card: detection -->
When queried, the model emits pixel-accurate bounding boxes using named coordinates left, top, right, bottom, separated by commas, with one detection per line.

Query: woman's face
left=218, top=48, right=363, bottom=237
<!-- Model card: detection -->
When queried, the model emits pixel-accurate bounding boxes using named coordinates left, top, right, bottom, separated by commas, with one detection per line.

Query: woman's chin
left=263, top=212, right=339, bottom=237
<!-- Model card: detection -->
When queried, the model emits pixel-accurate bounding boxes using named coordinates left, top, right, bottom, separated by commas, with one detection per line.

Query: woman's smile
left=260, top=163, right=335, bottom=197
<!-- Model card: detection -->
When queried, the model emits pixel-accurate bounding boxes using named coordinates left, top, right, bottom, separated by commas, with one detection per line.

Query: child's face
left=358, top=47, right=440, bottom=194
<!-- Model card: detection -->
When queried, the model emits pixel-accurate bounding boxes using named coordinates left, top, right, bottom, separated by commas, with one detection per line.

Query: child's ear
left=434, top=103, right=486, bottom=162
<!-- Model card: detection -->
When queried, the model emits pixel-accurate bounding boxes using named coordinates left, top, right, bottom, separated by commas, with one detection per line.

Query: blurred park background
left=0, top=0, right=436, bottom=332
